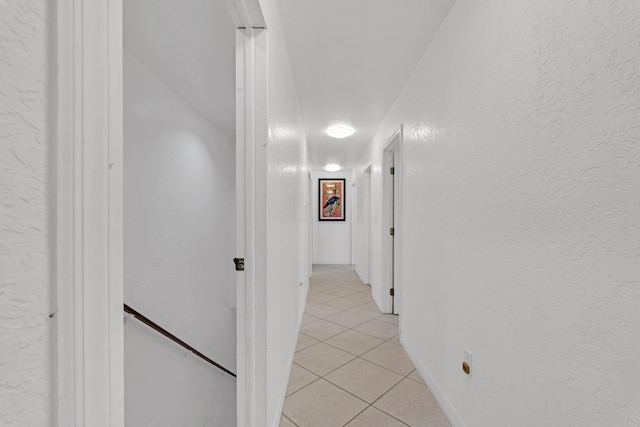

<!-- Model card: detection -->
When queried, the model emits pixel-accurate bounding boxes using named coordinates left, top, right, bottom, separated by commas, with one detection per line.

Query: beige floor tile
left=344, top=406, right=408, bottom=427
left=378, top=314, right=400, bottom=325
left=286, top=363, right=319, bottom=396
left=374, top=379, right=451, bottom=427
left=386, top=335, right=401, bottom=344
left=361, top=342, right=415, bottom=375
left=325, top=311, right=372, bottom=329
left=294, top=342, right=355, bottom=376
left=340, top=278, right=367, bottom=287
left=306, top=291, right=340, bottom=304
left=324, top=280, right=352, bottom=286
left=300, top=319, right=347, bottom=341
left=301, top=313, right=319, bottom=325
left=283, top=267, right=448, bottom=426
left=325, top=358, right=403, bottom=403
left=305, top=299, right=323, bottom=307
left=296, top=333, right=319, bottom=352
left=311, top=282, right=337, bottom=290
left=283, top=379, right=368, bottom=427
left=345, top=291, right=374, bottom=302
left=325, top=297, right=364, bottom=310
left=349, top=303, right=383, bottom=317
left=407, top=369, right=426, bottom=384
left=279, top=415, right=297, bottom=427
left=325, top=330, right=384, bottom=356
left=323, top=286, right=359, bottom=297
left=305, top=303, right=344, bottom=318
left=354, top=301, right=381, bottom=309
left=354, top=319, right=399, bottom=340
left=332, top=280, right=363, bottom=287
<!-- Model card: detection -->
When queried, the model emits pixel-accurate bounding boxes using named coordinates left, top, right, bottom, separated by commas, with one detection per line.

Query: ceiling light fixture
left=326, top=124, right=354, bottom=139
left=324, top=163, right=342, bottom=172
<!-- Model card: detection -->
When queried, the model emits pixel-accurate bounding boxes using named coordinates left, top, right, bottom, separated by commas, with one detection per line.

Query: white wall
left=353, top=168, right=371, bottom=284
left=356, top=2, right=640, bottom=426
left=124, top=318, right=236, bottom=427
left=258, top=1, right=310, bottom=426
left=312, top=171, right=353, bottom=265
left=123, top=51, right=236, bottom=425
left=0, top=1, right=50, bottom=425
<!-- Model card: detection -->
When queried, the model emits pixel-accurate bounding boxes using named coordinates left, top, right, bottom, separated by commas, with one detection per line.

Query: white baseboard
left=400, top=337, right=466, bottom=427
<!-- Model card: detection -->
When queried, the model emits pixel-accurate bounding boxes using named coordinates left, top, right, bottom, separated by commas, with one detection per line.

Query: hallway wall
left=260, top=1, right=311, bottom=425
left=356, top=2, right=640, bottom=426
left=311, top=171, right=353, bottom=265
left=0, top=1, right=50, bottom=425
left=123, top=51, right=236, bottom=426
left=353, top=168, right=371, bottom=284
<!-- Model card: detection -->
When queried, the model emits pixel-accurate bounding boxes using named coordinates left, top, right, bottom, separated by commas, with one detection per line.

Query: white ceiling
left=123, top=0, right=455, bottom=168
left=124, top=0, right=236, bottom=139
left=276, top=0, right=455, bottom=169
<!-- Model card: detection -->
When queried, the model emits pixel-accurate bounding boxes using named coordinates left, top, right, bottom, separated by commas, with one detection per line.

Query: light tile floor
left=281, top=265, right=452, bottom=427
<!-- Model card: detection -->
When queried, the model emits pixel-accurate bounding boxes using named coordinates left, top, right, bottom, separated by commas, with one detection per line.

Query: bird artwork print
left=319, top=179, right=345, bottom=220
left=323, top=195, right=340, bottom=216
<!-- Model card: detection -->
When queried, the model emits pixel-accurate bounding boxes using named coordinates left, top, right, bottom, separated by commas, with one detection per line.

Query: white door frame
left=365, top=164, right=372, bottom=285
left=54, top=1, right=267, bottom=426
left=309, top=171, right=313, bottom=274
left=235, top=25, right=268, bottom=427
left=357, top=165, right=372, bottom=285
left=382, top=126, right=403, bottom=315
left=229, top=2, right=267, bottom=426
left=54, top=1, right=125, bottom=425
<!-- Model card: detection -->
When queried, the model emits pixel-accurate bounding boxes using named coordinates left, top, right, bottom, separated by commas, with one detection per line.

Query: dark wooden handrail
left=124, top=304, right=236, bottom=378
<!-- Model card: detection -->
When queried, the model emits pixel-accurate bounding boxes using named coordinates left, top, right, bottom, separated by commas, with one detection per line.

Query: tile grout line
left=302, top=315, right=402, bottom=348
left=285, top=270, right=417, bottom=426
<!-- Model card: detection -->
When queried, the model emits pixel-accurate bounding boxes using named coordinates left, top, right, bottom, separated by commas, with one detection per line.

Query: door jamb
left=362, top=164, right=372, bottom=285
left=54, top=0, right=124, bottom=425
left=235, top=22, right=268, bottom=427
left=382, top=126, right=403, bottom=315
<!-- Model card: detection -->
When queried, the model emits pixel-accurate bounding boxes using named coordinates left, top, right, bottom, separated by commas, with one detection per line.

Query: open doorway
left=54, top=1, right=267, bottom=425
left=122, top=0, right=238, bottom=424
left=383, top=127, right=403, bottom=315
left=122, top=1, right=268, bottom=426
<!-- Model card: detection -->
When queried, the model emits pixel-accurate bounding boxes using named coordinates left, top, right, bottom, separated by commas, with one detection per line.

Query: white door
left=383, top=128, right=402, bottom=315
left=392, top=150, right=400, bottom=315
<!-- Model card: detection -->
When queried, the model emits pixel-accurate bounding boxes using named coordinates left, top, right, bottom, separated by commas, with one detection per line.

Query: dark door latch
left=233, top=258, right=245, bottom=271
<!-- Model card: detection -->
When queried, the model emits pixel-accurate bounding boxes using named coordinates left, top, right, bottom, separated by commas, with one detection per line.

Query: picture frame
left=318, top=178, right=346, bottom=221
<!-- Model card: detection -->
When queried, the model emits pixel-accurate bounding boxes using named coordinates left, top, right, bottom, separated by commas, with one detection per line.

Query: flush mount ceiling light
left=326, top=124, right=354, bottom=139
left=324, top=163, right=342, bottom=172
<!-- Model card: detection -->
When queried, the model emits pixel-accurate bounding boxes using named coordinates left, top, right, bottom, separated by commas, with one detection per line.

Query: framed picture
left=319, top=178, right=346, bottom=221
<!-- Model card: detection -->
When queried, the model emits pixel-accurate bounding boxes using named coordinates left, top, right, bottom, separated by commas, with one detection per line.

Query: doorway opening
left=55, top=1, right=267, bottom=425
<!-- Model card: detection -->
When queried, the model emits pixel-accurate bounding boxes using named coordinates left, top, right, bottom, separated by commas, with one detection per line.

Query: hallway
left=4, top=1, right=639, bottom=425
left=281, top=265, right=450, bottom=427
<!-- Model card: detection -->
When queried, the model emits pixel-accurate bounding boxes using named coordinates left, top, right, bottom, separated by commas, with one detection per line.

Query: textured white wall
left=259, top=1, right=310, bottom=425
left=123, top=51, right=236, bottom=425
left=357, top=1, right=640, bottom=426
left=0, top=1, right=50, bottom=425
left=311, top=171, right=353, bottom=265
